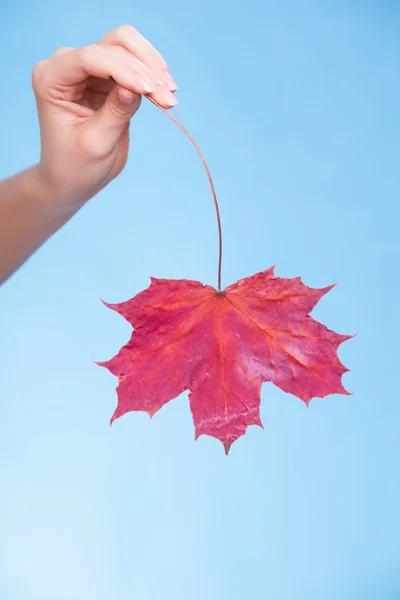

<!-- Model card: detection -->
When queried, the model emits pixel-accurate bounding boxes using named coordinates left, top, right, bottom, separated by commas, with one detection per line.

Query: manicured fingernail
left=156, top=86, right=179, bottom=107
left=120, top=89, right=136, bottom=104
left=159, top=71, right=178, bottom=92
left=133, top=73, right=155, bottom=94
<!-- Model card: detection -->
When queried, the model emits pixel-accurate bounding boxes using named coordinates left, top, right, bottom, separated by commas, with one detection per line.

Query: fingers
left=99, top=25, right=174, bottom=83
left=79, top=85, right=141, bottom=158
left=99, top=25, right=178, bottom=95
left=33, top=44, right=178, bottom=109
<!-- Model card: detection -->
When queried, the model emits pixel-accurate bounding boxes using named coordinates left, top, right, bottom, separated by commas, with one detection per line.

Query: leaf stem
left=147, top=97, right=223, bottom=291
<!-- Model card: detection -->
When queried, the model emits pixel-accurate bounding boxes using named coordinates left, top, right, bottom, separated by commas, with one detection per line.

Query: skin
left=0, top=25, right=178, bottom=285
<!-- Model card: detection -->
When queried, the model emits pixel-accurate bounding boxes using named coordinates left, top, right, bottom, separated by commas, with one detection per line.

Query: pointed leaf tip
left=322, top=282, right=337, bottom=294
left=101, top=299, right=119, bottom=311
left=94, top=360, right=109, bottom=368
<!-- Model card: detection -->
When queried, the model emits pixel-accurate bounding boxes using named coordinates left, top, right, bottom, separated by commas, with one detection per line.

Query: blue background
left=1, top=1, right=399, bottom=599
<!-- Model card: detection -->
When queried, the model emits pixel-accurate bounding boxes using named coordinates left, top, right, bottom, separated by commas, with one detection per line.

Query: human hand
left=32, top=25, right=178, bottom=209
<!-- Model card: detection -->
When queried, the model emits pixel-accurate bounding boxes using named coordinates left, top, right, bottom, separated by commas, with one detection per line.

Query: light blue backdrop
left=1, top=1, right=399, bottom=599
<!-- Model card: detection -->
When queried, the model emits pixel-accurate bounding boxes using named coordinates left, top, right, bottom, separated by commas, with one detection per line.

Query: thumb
left=85, top=85, right=141, bottom=155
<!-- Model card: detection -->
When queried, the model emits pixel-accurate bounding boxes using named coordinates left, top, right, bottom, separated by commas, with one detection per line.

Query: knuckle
left=79, top=44, right=98, bottom=66
left=107, top=98, right=128, bottom=120
left=52, top=46, right=73, bottom=58
left=31, top=59, right=50, bottom=93
left=115, top=24, right=137, bottom=39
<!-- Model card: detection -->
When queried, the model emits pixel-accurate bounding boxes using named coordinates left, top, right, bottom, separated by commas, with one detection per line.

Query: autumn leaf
left=97, top=99, right=352, bottom=454
left=97, top=266, right=351, bottom=454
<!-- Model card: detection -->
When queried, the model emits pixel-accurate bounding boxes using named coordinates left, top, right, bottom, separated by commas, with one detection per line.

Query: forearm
left=0, top=165, right=78, bottom=284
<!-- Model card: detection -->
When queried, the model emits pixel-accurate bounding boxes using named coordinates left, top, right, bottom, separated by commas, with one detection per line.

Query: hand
left=32, top=25, right=178, bottom=208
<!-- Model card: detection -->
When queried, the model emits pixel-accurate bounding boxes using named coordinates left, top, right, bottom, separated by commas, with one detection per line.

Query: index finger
left=99, top=25, right=169, bottom=74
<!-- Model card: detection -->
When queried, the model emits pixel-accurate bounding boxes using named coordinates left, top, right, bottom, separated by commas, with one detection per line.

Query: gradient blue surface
left=1, top=2, right=399, bottom=599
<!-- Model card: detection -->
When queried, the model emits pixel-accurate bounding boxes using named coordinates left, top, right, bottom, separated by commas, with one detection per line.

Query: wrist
left=33, top=162, right=87, bottom=216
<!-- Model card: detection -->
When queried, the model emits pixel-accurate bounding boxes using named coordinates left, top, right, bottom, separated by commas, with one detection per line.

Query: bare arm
left=0, top=25, right=178, bottom=285
left=0, top=166, right=76, bottom=283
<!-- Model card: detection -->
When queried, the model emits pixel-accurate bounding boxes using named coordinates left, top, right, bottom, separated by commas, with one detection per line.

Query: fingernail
left=159, top=71, right=178, bottom=92
left=156, top=86, right=179, bottom=107
left=120, top=89, right=136, bottom=104
left=133, top=73, right=155, bottom=94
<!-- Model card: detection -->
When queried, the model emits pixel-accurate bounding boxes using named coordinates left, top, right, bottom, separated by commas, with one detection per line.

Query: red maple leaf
left=97, top=100, right=352, bottom=454
left=97, top=267, right=351, bottom=453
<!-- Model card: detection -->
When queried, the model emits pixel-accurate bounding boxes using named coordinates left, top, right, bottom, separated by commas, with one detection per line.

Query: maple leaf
left=97, top=266, right=351, bottom=454
left=97, top=99, right=352, bottom=454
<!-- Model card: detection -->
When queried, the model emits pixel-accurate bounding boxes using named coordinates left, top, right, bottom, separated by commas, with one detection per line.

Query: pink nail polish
left=159, top=71, right=178, bottom=92
left=121, top=90, right=135, bottom=104
left=161, top=88, right=179, bottom=106
left=133, top=73, right=155, bottom=94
